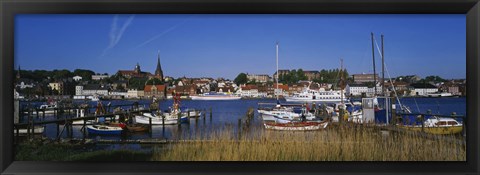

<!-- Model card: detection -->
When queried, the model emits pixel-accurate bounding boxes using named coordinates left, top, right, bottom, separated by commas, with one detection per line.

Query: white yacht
left=191, top=92, right=241, bottom=100
left=285, top=88, right=348, bottom=102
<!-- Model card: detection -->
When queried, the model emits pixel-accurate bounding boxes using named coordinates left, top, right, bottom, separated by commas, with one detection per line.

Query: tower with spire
left=16, top=65, right=21, bottom=79
left=134, top=62, right=141, bottom=74
left=154, top=50, right=164, bottom=81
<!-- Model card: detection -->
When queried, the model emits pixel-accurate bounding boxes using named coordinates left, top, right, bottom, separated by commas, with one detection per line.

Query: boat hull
left=285, top=97, right=348, bottom=103
left=86, top=125, right=123, bottom=135
left=191, top=96, right=241, bottom=100
left=399, top=125, right=463, bottom=135
left=264, top=121, right=328, bottom=131
left=135, top=115, right=178, bottom=125
left=126, top=124, right=149, bottom=132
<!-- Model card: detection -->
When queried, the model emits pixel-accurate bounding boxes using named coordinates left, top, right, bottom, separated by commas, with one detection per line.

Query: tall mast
left=381, top=34, right=385, bottom=96
left=276, top=42, right=279, bottom=103
left=340, top=58, right=344, bottom=105
left=371, top=32, right=377, bottom=96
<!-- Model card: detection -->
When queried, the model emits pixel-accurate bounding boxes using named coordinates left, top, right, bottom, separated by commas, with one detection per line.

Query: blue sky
left=15, top=14, right=466, bottom=80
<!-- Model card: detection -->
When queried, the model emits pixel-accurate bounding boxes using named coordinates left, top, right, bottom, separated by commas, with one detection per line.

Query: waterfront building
left=144, top=85, right=166, bottom=99
left=440, top=82, right=462, bottom=96
left=237, top=85, right=267, bottom=98
left=174, top=84, right=197, bottom=96
left=127, top=89, right=144, bottom=98
left=288, top=83, right=305, bottom=94
left=216, top=86, right=235, bottom=93
left=268, top=83, right=289, bottom=97
left=409, top=83, right=438, bottom=96
left=108, top=90, right=128, bottom=99
left=78, top=84, right=109, bottom=96
left=345, top=84, right=369, bottom=96
left=352, top=73, right=380, bottom=83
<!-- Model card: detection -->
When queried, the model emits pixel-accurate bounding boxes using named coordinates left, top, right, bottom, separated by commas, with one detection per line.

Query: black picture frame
left=1, top=0, right=479, bottom=174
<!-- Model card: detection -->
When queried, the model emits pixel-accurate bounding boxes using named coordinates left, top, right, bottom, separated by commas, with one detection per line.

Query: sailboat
left=260, top=42, right=327, bottom=130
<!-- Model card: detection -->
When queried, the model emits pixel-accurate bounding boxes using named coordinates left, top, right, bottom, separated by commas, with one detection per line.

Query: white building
left=367, top=86, right=383, bottom=97
left=75, top=85, right=83, bottom=96
left=92, top=74, right=109, bottom=80
left=73, top=76, right=83, bottom=82
left=236, top=86, right=267, bottom=98
left=16, top=80, right=35, bottom=89
left=109, top=91, right=128, bottom=98
left=127, top=89, right=144, bottom=98
left=345, top=84, right=369, bottom=96
left=410, top=83, right=438, bottom=96
left=79, top=84, right=109, bottom=96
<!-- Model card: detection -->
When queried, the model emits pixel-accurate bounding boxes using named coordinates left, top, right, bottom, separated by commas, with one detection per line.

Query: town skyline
left=15, top=14, right=466, bottom=79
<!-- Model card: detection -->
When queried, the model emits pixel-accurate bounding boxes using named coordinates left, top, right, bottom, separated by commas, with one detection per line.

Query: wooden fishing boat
left=399, top=117, right=463, bottom=135
left=125, top=124, right=149, bottom=132
left=264, top=121, right=329, bottom=131
left=87, top=124, right=125, bottom=135
left=135, top=113, right=178, bottom=125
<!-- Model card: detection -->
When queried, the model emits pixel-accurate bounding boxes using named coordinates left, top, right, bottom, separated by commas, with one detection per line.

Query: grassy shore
left=152, top=124, right=466, bottom=161
left=15, top=139, right=151, bottom=161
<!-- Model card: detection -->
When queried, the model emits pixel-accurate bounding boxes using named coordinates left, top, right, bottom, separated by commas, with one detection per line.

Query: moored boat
left=422, top=92, right=454, bottom=98
left=264, top=121, right=328, bottom=131
left=86, top=124, right=125, bottom=135
left=125, top=124, right=150, bottom=132
left=135, top=113, right=178, bottom=125
left=191, top=92, right=241, bottom=100
left=399, top=116, right=463, bottom=135
left=285, top=87, right=348, bottom=103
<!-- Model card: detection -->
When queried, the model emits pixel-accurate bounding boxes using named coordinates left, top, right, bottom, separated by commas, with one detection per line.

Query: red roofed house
left=117, top=63, right=152, bottom=79
left=144, top=85, right=166, bottom=99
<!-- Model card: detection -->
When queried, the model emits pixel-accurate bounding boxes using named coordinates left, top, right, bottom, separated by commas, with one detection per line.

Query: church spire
left=16, top=65, right=21, bottom=79
left=155, top=50, right=164, bottom=81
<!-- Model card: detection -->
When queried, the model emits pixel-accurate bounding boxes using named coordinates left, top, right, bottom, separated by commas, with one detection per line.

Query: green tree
left=234, top=73, right=248, bottom=85
left=297, top=69, right=307, bottom=81
left=424, top=75, right=445, bottom=83
left=128, top=77, right=148, bottom=89
left=146, top=78, right=164, bottom=85
left=74, top=69, right=95, bottom=81
left=52, top=69, right=73, bottom=80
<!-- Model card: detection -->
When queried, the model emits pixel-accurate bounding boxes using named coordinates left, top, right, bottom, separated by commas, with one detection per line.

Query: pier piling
left=150, top=117, right=154, bottom=135
left=82, top=119, right=86, bottom=142
left=31, top=119, right=35, bottom=138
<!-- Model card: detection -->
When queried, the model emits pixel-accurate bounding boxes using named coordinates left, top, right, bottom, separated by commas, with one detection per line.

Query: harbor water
left=19, top=97, right=466, bottom=141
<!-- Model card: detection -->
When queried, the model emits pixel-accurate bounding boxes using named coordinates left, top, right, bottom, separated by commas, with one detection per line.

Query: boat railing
left=393, top=112, right=466, bottom=136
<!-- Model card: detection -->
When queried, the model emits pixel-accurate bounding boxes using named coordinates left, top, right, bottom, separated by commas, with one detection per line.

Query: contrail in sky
left=132, top=18, right=190, bottom=50
left=100, top=15, right=135, bottom=57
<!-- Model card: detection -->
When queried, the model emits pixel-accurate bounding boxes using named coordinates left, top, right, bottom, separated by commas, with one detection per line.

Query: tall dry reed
left=152, top=123, right=466, bottom=161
